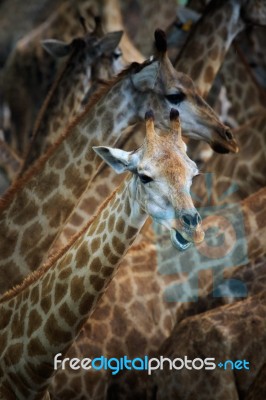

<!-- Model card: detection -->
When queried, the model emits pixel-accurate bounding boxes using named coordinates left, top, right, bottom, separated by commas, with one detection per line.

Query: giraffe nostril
left=182, top=212, right=201, bottom=228
left=225, top=128, right=233, bottom=140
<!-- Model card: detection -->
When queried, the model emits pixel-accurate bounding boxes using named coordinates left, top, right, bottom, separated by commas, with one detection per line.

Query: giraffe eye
left=138, top=174, right=153, bottom=184
left=165, top=92, right=186, bottom=104
left=113, top=50, right=122, bottom=59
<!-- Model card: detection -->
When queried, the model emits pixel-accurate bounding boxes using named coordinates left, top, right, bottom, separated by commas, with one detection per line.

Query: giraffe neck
left=21, top=46, right=92, bottom=174
left=0, top=74, right=141, bottom=294
left=0, top=174, right=147, bottom=399
left=175, top=0, right=244, bottom=97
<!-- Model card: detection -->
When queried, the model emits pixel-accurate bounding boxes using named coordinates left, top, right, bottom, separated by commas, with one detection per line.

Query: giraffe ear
left=93, top=146, right=131, bottom=174
left=131, top=61, right=160, bottom=91
left=97, top=31, right=123, bottom=55
left=41, top=39, right=72, bottom=58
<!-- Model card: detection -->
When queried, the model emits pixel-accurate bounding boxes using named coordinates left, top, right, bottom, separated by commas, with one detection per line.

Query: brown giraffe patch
left=34, top=171, right=60, bottom=199
left=42, top=195, right=73, bottom=228
left=6, top=343, right=23, bottom=365
left=59, top=303, right=77, bottom=326
left=58, top=266, right=72, bottom=281
left=125, top=226, right=138, bottom=239
left=76, top=242, right=90, bottom=269
left=27, top=337, right=47, bottom=357
left=89, top=275, right=105, bottom=292
left=90, top=237, right=101, bottom=254
left=40, top=296, right=52, bottom=314
left=64, top=165, right=88, bottom=198
left=79, top=292, right=95, bottom=315
left=89, top=257, right=101, bottom=273
left=204, top=65, right=215, bottom=84
left=96, top=221, right=106, bottom=235
left=70, top=276, right=85, bottom=302
left=20, top=222, right=42, bottom=251
left=49, top=151, right=69, bottom=170
left=112, top=236, right=126, bottom=255
left=30, top=286, right=40, bottom=304
left=0, top=228, right=19, bottom=258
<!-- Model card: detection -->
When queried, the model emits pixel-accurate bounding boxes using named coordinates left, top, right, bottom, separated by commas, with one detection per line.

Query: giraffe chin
left=170, top=228, right=192, bottom=251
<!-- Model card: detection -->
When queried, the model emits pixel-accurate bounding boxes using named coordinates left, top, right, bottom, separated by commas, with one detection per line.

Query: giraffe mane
left=0, top=184, right=121, bottom=303
left=0, top=59, right=153, bottom=213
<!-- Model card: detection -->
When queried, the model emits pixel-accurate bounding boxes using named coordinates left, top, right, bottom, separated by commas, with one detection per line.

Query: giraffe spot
left=204, top=65, right=215, bottom=84
left=49, top=151, right=69, bottom=170
left=79, top=292, right=95, bottom=315
left=89, top=257, right=101, bottom=272
left=55, top=282, right=66, bottom=304
left=0, top=261, right=22, bottom=293
left=27, top=309, right=42, bottom=337
left=89, top=274, right=105, bottom=292
left=30, top=286, right=40, bottom=304
left=108, top=214, right=115, bottom=231
left=0, top=309, right=10, bottom=330
left=116, top=218, right=125, bottom=234
left=20, top=222, right=42, bottom=253
left=9, top=191, right=38, bottom=226
left=25, top=250, right=44, bottom=272
left=58, top=266, right=72, bottom=281
left=190, top=60, right=204, bottom=81
left=44, top=314, right=72, bottom=345
left=6, top=343, right=23, bottom=365
left=96, top=221, right=106, bottom=235
left=11, top=312, right=22, bottom=339
left=64, top=165, right=88, bottom=198
left=112, top=236, right=125, bottom=254
left=70, top=276, right=85, bottom=302
left=38, top=233, right=59, bottom=256
left=59, top=303, right=77, bottom=326
left=96, top=183, right=110, bottom=197
left=27, top=337, right=47, bottom=357
left=101, top=266, right=114, bottom=277
left=42, top=195, right=73, bottom=228
left=125, top=226, right=138, bottom=240
left=67, top=130, right=88, bottom=159
left=125, top=328, right=148, bottom=358
left=84, top=163, right=93, bottom=176
left=90, top=237, right=101, bottom=253
left=40, top=296, right=52, bottom=314
left=103, top=242, right=112, bottom=259
left=34, top=171, right=60, bottom=199
left=76, top=242, right=90, bottom=268
left=0, top=226, right=19, bottom=259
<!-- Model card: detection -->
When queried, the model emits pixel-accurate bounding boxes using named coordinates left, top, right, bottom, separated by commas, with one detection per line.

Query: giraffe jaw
left=170, top=228, right=192, bottom=251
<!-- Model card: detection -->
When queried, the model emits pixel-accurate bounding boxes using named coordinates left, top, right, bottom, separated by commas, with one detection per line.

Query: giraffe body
left=0, top=111, right=203, bottom=399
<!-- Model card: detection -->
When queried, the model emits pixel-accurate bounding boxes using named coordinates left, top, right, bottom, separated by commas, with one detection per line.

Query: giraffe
left=49, top=187, right=266, bottom=399
left=216, top=42, right=266, bottom=127
left=153, top=289, right=266, bottom=400
left=19, top=24, right=124, bottom=175
left=175, top=0, right=266, bottom=99
left=51, top=0, right=266, bottom=252
left=0, top=29, right=236, bottom=294
left=1, top=0, right=97, bottom=156
left=0, top=109, right=204, bottom=400
left=49, top=0, right=252, bottom=252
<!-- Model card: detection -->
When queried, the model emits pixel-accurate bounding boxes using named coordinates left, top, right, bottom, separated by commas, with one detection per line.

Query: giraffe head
left=41, top=27, right=123, bottom=81
left=93, top=109, right=204, bottom=251
left=130, top=29, right=237, bottom=154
